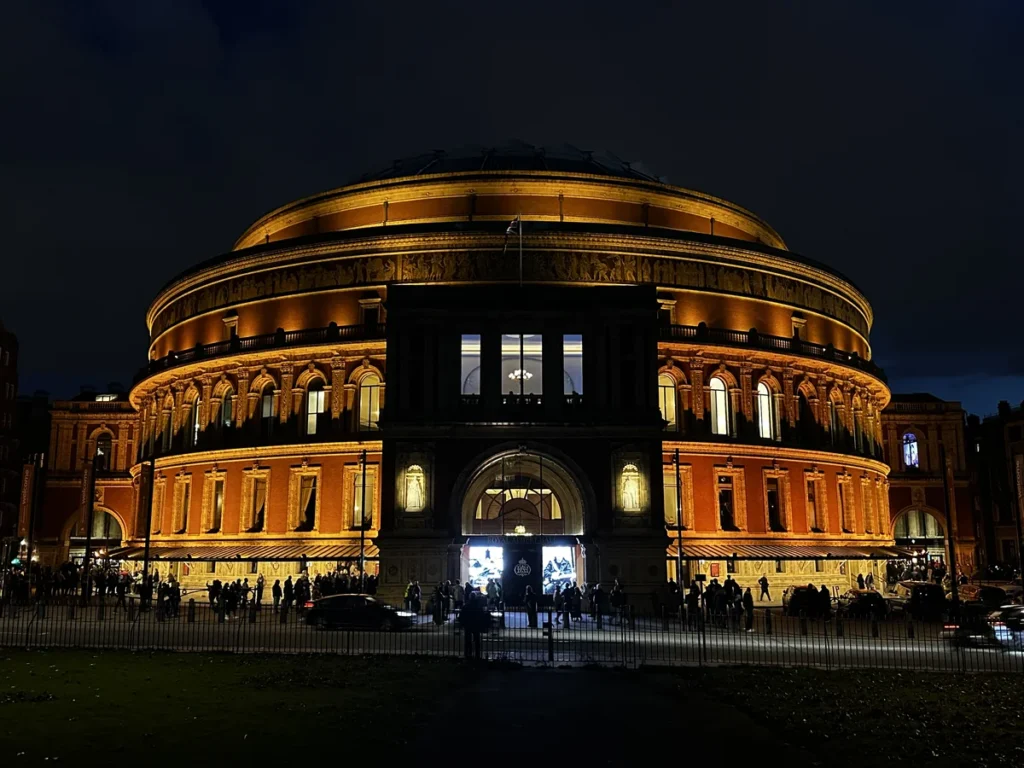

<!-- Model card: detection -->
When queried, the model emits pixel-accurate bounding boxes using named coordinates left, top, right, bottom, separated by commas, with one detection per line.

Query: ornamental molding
left=146, top=234, right=872, bottom=342
left=128, top=440, right=383, bottom=476
left=661, top=440, right=889, bottom=476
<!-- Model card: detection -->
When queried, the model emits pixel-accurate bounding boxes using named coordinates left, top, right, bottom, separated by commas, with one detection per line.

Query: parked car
left=304, top=595, right=416, bottom=630
left=955, top=584, right=1009, bottom=610
left=886, top=581, right=947, bottom=621
left=837, top=589, right=888, bottom=619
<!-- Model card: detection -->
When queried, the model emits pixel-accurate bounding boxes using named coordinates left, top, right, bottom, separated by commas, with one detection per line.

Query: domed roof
left=351, top=140, right=666, bottom=185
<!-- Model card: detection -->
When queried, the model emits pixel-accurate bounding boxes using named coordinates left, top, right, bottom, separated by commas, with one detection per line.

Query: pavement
left=1, top=602, right=1021, bottom=673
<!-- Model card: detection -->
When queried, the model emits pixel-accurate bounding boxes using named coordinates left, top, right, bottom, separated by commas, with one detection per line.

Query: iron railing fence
left=0, top=597, right=1019, bottom=673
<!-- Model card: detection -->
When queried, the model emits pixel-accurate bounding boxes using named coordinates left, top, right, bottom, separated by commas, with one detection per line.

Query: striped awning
left=105, top=542, right=379, bottom=562
left=665, top=543, right=913, bottom=561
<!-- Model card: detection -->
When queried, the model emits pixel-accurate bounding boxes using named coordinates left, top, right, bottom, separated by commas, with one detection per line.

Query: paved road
left=1, top=602, right=1019, bottom=673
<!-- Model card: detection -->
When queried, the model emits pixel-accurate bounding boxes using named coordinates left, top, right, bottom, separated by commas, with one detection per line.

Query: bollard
left=764, top=608, right=772, bottom=635
left=799, top=615, right=808, bottom=636
left=547, top=610, right=554, bottom=662
left=67, top=603, right=76, bottom=621
left=836, top=617, right=844, bottom=638
left=871, top=618, right=879, bottom=638
left=907, top=620, right=915, bottom=640
left=97, top=601, right=105, bottom=621
left=249, top=603, right=257, bottom=624
left=128, top=598, right=136, bottom=622
left=187, top=599, right=196, bottom=624
left=279, top=603, right=288, bottom=624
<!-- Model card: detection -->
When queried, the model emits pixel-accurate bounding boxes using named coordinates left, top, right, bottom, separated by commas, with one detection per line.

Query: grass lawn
left=2, top=650, right=1022, bottom=765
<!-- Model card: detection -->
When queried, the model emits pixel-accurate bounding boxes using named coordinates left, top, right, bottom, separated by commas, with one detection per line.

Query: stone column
left=200, top=377, right=213, bottom=431
left=235, top=369, right=250, bottom=426
left=75, top=422, right=89, bottom=470
left=344, top=382, right=358, bottom=430
left=782, top=368, right=796, bottom=428
left=117, top=421, right=131, bottom=472
left=280, top=365, right=294, bottom=423
left=740, top=366, right=753, bottom=423
left=171, top=383, right=185, bottom=436
left=688, top=359, right=704, bottom=421
left=330, top=358, right=345, bottom=420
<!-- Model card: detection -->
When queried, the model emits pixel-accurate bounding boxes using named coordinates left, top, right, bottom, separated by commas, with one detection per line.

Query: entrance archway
left=457, top=448, right=587, bottom=604
left=892, top=506, right=945, bottom=561
left=63, top=506, right=125, bottom=562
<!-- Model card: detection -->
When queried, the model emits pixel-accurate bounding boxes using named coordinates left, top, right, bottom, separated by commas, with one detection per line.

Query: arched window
left=260, top=384, right=275, bottom=437
left=306, top=380, right=326, bottom=435
left=405, top=464, right=425, bottom=512
left=902, top=433, right=920, bottom=469
left=658, top=373, right=677, bottom=430
left=829, top=399, right=841, bottom=445
left=755, top=382, right=774, bottom=440
left=95, top=433, right=113, bottom=472
left=359, top=374, right=381, bottom=431
left=709, top=376, right=729, bottom=436
left=220, top=391, right=233, bottom=428
left=185, top=399, right=200, bottom=448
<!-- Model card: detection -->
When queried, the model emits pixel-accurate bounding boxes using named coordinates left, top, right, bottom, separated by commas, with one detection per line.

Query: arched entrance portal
left=460, top=450, right=585, bottom=605
left=893, top=507, right=946, bottom=564
left=65, top=508, right=125, bottom=563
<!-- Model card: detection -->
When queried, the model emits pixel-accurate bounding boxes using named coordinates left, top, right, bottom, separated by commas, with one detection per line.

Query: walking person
left=865, top=572, right=875, bottom=590
left=857, top=573, right=866, bottom=590
left=553, top=584, right=564, bottom=625
left=758, top=574, right=771, bottom=601
left=462, top=591, right=486, bottom=660
left=272, top=579, right=282, bottom=611
left=256, top=574, right=265, bottom=610
left=525, top=585, right=538, bottom=629
left=283, top=576, right=294, bottom=612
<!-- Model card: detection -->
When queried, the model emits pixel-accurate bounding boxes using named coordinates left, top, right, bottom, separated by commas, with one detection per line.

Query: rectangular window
left=306, top=389, right=325, bottom=435
left=815, top=560, right=824, bottom=573
left=775, top=559, right=784, bottom=573
left=211, top=479, right=224, bottom=533
left=174, top=479, right=191, bottom=534
left=501, top=334, right=543, bottom=397
left=838, top=480, right=852, bottom=533
left=766, top=478, right=783, bottom=532
left=352, top=472, right=375, bottom=530
left=726, top=559, right=736, bottom=574
left=296, top=475, right=317, bottom=531
left=250, top=561, right=259, bottom=575
left=250, top=478, right=267, bottom=532
left=460, top=334, right=481, bottom=396
left=718, top=475, right=735, bottom=530
left=562, top=334, right=583, bottom=395
left=807, top=480, right=820, bottom=532
left=664, top=471, right=678, bottom=527
left=206, top=561, right=216, bottom=575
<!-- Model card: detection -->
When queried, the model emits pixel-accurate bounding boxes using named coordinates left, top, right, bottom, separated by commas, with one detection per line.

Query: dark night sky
left=2, top=1, right=1022, bottom=416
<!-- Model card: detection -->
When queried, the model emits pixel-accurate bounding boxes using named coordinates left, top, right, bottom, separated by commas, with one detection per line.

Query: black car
left=837, top=589, right=888, bottom=619
left=782, top=586, right=823, bottom=617
left=304, top=595, right=416, bottom=630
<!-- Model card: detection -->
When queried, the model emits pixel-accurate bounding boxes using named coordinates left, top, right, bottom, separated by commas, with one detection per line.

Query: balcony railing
left=137, top=322, right=385, bottom=382
left=659, top=324, right=886, bottom=382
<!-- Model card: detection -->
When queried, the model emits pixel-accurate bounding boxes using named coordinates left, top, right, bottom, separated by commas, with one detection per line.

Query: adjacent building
left=0, top=320, right=18, bottom=545
left=880, top=394, right=977, bottom=573
left=23, top=142, right=984, bottom=600
left=970, top=401, right=1024, bottom=570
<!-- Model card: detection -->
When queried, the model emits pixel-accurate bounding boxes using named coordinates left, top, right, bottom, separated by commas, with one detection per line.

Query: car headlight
left=395, top=611, right=415, bottom=618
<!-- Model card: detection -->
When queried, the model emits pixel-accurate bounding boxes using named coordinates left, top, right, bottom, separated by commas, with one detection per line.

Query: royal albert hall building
left=99, top=144, right=901, bottom=603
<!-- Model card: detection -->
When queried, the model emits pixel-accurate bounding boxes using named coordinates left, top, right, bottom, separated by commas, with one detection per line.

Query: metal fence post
left=97, top=601, right=105, bottom=622
left=906, top=619, right=915, bottom=640
left=836, top=617, right=844, bottom=638
left=187, top=599, right=196, bottom=624
left=547, top=610, right=554, bottom=662
left=764, top=608, right=772, bottom=635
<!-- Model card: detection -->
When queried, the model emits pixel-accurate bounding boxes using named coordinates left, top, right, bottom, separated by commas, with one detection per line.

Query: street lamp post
left=359, top=449, right=367, bottom=592
left=939, top=442, right=960, bottom=619
left=80, top=451, right=100, bottom=603
left=674, top=448, right=684, bottom=587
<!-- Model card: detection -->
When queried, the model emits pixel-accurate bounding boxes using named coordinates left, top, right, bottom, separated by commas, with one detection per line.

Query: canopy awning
left=665, top=543, right=914, bottom=561
left=105, top=542, right=379, bottom=562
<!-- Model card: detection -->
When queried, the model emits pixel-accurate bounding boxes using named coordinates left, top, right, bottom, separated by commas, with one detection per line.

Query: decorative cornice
left=661, top=440, right=890, bottom=476
left=128, top=440, right=383, bottom=477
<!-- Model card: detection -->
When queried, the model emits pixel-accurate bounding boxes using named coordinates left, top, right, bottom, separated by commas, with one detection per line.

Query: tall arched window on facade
left=658, top=373, right=677, bottom=430
left=709, top=376, right=729, bottom=436
left=220, top=390, right=233, bottom=428
left=755, top=382, right=774, bottom=439
left=359, top=374, right=381, bottom=431
left=306, top=380, right=326, bottom=436
left=95, top=433, right=113, bottom=472
left=185, top=399, right=200, bottom=448
left=902, top=433, right=919, bottom=469
left=829, top=399, right=841, bottom=445
left=260, top=384, right=275, bottom=437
